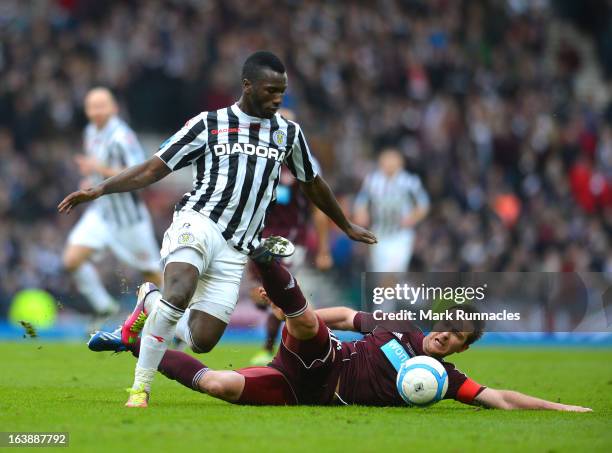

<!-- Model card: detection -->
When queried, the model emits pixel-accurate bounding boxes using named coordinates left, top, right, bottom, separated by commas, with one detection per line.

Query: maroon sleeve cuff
left=353, top=311, right=375, bottom=333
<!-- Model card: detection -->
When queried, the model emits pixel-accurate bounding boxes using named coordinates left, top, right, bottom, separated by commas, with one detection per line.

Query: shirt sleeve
left=407, top=175, right=430, bottom=209
left=113, top=131, right=146, bottom=168
left=283, top=125, right=319, bottom=182
left=353, top=311, right=374, bottom=333
left=443, top=363, right=486, bottom=403
left=155, top=114, right=207, bottom=171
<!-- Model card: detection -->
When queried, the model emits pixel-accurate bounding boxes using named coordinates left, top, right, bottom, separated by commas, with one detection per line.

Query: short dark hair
left=242, top=51, right=286, bottom=82
left=445, top=304, right=485, bottom=346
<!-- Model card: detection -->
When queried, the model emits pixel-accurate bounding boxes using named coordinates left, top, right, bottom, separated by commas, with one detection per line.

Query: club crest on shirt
left=178, top=232, right=195, bottom=244
left=272, top=130, right=287, bottom=147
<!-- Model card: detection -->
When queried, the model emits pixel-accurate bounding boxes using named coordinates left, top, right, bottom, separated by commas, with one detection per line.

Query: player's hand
left=345, top=222, right=377, bottom=244
left=254, top=287, right=285, bottom=321
left=560, top=404, right=593, bottom=413
left=74, top=155, right=99, bottom=176
left=315, top=251, right=333, bottom=270
left=57, top=186, right=103, bottom=214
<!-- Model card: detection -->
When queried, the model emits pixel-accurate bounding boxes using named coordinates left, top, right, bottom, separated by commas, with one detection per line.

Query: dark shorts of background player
left=235, top=316, right=343, bottom=405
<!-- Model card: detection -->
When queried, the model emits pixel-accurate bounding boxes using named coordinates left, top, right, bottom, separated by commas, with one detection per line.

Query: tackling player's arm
left=473, top=387, right=592, bottom=412
left=58, top=156, right=170, bottom=213
left=315, top=307, right=357, bottom=331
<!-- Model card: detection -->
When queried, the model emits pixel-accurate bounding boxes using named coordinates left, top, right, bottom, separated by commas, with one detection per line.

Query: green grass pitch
left=1, top=341, right=611, bottom=452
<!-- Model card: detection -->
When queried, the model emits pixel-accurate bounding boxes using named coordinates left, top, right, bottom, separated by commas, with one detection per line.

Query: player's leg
left=251, top=256, right=317, bottom=340
left=175, top=308, right=227, bottom=353
left=251, top=258, right=335, bottom=395
left=252, top=254, right=340, bottom=404
left=250, top=246, right=305, bottom=364
left=63, top=210, right=118, bottom=316
left=174, top=243, right=247, bottom=353
left=126, top=212, right=216, bottom=406
left=125, top=337, right=295, bottom=405
left=127, top=260, right=198, bottom=406
left=247, top=262, right=283, bottom=365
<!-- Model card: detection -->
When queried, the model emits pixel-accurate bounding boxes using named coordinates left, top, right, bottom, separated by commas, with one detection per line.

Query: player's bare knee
left=200, top=372, right=237, bottom=401
left=188, top=326, right=221, bottom=354
left=189, top=337, right=216, bottom=354
left=288, top=311, right=319, bottom=339
left=163, top=267, right=198, bottom=309
left=187, top=311, right=226, bottom=353
left=163, top=292, right=191, bottom=310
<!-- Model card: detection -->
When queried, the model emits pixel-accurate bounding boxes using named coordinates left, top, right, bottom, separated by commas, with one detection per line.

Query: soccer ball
left=396, top=355, right=448, bottom=406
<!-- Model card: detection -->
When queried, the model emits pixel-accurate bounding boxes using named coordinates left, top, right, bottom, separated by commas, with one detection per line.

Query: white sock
left=133, top=299, right=185, bottom=391
left=144, top=290, right=162, bottom=315
left=72, top=262, right=116, bottom=313
left=175, top=308, right=191, bottom=344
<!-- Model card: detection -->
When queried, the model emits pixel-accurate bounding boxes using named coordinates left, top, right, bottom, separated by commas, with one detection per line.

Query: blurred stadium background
left=1, top=0, right=612, bottom=341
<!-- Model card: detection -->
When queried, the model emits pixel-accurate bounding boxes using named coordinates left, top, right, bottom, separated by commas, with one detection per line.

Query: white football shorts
left=160, top=210, right=248, bottom=323
left=369, top=230, right=415, bottom=273
left=67, top=207, right=160, bottom=272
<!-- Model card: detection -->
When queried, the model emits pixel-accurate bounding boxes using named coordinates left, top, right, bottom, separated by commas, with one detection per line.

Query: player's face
left=379, top=150, right=403, bottom=176
left=424, top=320, right=472, bottom=358
left=244, top=69, right=288, bottom=119
left=84, top=91, right=117, bottom=128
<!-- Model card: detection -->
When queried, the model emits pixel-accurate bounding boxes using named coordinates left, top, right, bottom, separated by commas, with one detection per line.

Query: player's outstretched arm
left=58, top=156, right=170, bottom=213
left=474, top=387, right=592, bottom=412
left=315, top=307, right=358, bottom=331
left=299, top=175, right=377, bottom=244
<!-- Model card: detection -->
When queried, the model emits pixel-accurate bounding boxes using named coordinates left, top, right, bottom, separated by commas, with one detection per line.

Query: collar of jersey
left=231, top=104, right=271, bottom=124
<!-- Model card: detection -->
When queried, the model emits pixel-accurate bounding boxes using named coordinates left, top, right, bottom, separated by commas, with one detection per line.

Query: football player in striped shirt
left=59, top=51, right=376, bottom=407
left=62, top=88, right=162, bottom=326
left=354, top=148, right=429, bottom=272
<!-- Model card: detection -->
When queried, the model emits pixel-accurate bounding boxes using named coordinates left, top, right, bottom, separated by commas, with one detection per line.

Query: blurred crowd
left=1, top=0, right=612, bottom=313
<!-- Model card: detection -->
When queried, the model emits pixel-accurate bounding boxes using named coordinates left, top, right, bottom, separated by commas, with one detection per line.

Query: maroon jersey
left=263, top=167, right=309, bottom=245
left=336, top=312, right=485, bottom=406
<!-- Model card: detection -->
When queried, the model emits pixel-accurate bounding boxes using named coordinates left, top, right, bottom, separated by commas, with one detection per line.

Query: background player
left=90, top=245, right=591, bottom=412
left=59, top=51, right=376, bottom=407
left=249, top=107, right=333, bottom=365
left=62, top=87, right=162, bottom=326
left=354, top=148, right=429, bottom=272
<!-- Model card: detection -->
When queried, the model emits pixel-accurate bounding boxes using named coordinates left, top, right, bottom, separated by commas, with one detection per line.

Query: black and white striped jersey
left=354, top=170, right=429, bottom=237
left=155, top=104, right=319, bottom=254
left=84, top=116, right=149, bottom=227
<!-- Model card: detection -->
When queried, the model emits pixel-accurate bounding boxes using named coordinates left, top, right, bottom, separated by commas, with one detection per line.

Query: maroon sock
left=158, top=349, right=209, bottom=391
left=236, top=367, right=297, bottom=405
left=264, top=312, right=282, bottom=352
left=253, top=260, right=308, bottom=317
left=127, top=339, right=207, bottom=391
